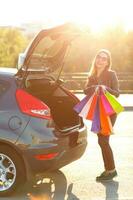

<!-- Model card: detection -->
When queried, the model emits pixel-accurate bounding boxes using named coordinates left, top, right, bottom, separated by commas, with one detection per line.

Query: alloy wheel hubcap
left=0, top=153, right=16, bottom=191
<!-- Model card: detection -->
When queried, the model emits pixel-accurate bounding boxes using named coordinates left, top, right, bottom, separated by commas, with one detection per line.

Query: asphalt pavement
left=0, top=94, right=133, bottom=200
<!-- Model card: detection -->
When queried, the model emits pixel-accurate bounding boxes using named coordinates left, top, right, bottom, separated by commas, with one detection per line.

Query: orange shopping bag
left=86, top=94, right=98, bottom=120
left=99, top=97, right=113, bottom=135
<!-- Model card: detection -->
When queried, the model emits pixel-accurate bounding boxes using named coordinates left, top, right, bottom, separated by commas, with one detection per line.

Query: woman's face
left=95, top=52, right=109, bottom=70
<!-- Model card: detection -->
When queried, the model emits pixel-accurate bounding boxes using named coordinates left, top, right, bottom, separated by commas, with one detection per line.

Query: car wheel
left=0, top=145, right=26, bottom=196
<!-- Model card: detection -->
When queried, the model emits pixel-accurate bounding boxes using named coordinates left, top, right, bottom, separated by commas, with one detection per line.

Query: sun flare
left=0, top=0, right=133, bottom=32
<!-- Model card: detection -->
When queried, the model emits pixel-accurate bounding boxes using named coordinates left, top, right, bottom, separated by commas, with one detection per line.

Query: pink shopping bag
left=101, top=93, right=115, bottom=116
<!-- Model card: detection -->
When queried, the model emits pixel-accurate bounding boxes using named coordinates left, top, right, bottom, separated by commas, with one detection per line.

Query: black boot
left=96, top=170, right=117, bottom=182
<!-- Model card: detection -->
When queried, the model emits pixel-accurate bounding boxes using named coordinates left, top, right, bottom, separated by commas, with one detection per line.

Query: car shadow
left=66, top=183, right=80, bottom=200
left=1, top=170, right=79, bottom=200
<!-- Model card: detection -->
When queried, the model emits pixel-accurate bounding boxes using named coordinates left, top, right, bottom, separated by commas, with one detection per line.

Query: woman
left=84, top=49, right=120, bottom=181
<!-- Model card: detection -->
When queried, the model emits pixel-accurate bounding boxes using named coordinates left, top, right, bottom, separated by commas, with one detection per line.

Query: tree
left=0, top=28, right=28, bottom=67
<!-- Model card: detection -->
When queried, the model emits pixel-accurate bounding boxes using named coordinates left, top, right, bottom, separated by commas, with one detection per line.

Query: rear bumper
left=51, top=141, right=87, bottom=170
left=20, top=125, right=87, bottom=175
left=26, top=141, right=87, bottom=175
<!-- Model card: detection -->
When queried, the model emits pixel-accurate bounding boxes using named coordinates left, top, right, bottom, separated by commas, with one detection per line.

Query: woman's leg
left=97, top=134, right=115, bottom=171
left=96, top=115, right=117, bottom=181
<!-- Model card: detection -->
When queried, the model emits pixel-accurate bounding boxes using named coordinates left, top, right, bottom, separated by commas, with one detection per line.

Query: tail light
left=16, top=89, right=51, bottom=119
left=34, top=152, right=59, bottom=160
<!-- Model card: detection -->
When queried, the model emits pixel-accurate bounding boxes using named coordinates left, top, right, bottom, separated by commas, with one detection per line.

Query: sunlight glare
left=0, top=0, right=133, bottom=32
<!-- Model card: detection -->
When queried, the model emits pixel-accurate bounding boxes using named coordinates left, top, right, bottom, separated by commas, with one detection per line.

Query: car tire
left=0, top=145, right=26, bottom=196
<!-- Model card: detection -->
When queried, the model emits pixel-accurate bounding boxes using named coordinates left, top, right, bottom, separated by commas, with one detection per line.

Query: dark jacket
left=84, top=69, right=120, bottom=127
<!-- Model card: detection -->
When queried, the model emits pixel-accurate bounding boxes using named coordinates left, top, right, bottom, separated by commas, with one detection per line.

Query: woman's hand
left=95, top=85, right=100, bottom=94
left=95, top=85, right=107, bottom=94
left=100, top=85, right=107, bottom=93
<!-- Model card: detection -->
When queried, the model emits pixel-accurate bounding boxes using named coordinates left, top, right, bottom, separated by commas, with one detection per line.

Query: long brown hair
left=89, top=49, right=112, bottom=76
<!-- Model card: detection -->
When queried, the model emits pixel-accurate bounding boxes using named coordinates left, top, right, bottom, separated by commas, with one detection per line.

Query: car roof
left=0, top=68, right=17, bottom=79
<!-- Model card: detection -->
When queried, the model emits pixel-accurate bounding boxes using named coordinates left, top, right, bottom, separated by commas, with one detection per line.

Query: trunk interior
left=25, top=76, right=82, bottom=132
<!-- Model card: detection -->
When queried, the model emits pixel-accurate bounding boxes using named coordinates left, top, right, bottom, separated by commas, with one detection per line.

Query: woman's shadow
left=100, top=180, right=119, bottom=200
left=66, top=183, right=80, bottom=200
left=10, top=170, right=79, bottom=200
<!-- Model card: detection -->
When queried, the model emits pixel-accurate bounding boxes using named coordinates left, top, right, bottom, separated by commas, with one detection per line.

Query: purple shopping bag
left=73, top=95, right=90, bottom=113
left=79, top=93, right=95, bottom=118
left=91, top=96, right=101, bottom=133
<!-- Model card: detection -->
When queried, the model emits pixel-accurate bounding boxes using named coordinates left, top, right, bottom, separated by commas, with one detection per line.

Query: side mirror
left=17, top=53, right=26, bottom=70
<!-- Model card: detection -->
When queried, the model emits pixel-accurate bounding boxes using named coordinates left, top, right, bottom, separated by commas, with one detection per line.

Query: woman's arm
left=83, top=76, right=97, bottom=95
left=106, top=71, right=120, bottom=97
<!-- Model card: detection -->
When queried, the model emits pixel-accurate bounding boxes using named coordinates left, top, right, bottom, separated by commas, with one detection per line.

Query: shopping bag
left=104, top=92, right=124, bottom=114
left=86, top=94, right=98, bottom=120
left=79, top=93, right=95, bottom=118
left=91, top=96, right=101, bottom=133
left=99, top=97, right=113, bottom=135
left=101, top=93, right=115, bottom=116
left=73, top=95, right=90, bottom=113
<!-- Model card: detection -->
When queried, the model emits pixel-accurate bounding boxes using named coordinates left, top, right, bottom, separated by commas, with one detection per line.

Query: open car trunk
left=16, top=24, right=85, bottom=133
left=25, top=76, right=82, bottom=132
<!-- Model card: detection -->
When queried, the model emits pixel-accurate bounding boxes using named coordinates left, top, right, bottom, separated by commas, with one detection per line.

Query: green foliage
left=0, top=28, right=28, bottom=67
left=0, top=25, right=133, bottom=72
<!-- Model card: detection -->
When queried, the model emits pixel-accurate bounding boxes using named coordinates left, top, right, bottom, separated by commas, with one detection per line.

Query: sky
left=0, top=0, right=133, bottom=32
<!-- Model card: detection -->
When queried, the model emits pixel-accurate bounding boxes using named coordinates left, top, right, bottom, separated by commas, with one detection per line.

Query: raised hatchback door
left=17, top=23, right=81, bottom=76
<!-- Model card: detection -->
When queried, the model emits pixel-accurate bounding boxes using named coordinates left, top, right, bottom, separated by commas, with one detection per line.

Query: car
left=0, top=23, right=87, bottom=196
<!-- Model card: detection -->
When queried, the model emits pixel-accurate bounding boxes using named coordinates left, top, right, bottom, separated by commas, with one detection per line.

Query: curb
left=124, top=106, right=133, bottom=111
